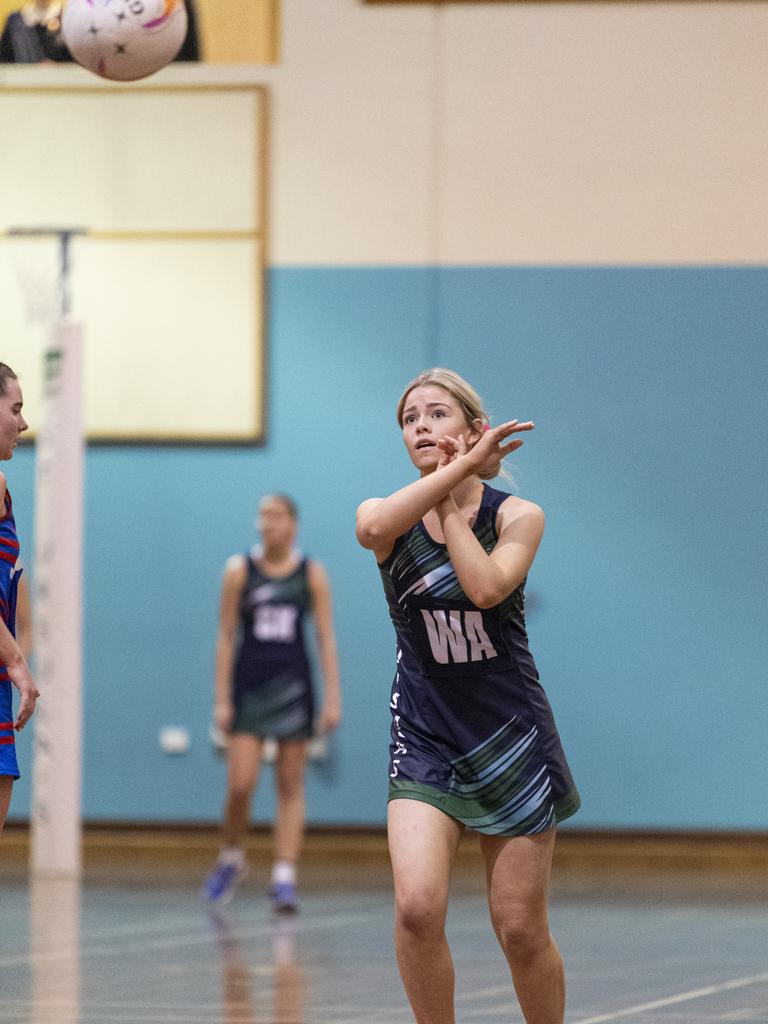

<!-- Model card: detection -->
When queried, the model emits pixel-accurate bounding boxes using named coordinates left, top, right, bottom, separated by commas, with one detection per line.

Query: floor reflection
left=6, top=858, right=763, bottom=1024
left=29, top=876, right=81, bottom=1024
left=210, top=910, right=304, bottom=1024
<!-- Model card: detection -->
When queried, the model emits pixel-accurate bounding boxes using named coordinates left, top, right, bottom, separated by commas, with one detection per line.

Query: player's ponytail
left=396, top=368, right=510, bottom=482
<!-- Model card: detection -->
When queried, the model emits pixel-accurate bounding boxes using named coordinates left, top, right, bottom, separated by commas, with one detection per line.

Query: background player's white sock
left=272, top=860, right=296, bottom=885
left=219, top=846, right=245, bottom=867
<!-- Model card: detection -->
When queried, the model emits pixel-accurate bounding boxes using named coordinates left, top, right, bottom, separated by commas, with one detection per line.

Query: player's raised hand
left=436, top=420, right=534, bottom=475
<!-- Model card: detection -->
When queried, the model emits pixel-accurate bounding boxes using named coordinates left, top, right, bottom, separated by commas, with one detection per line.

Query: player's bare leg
left=203, top=735, right=262, bottom=904
left=388, top=799, right=464, bottom=1024
left=0, top=775, right=12, bottom=832
left=481, top=828, right=564, bottom=1024
left=270, top=740, right=307, bottom=911
left=274, top=740, right=307, bottom=864
left=222, top=733, right=263, bottom=847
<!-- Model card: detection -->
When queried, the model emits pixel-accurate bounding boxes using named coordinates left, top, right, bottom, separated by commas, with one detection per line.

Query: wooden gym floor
left=2, top=828, right=768, bottom=1023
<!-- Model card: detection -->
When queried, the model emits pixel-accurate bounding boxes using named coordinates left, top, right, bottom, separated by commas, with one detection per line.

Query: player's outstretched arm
left=355, top=420, right=532, bottom=561
left=0, top=617, right=38, bottom=731
left=355, top=451, right=482, bottom=559
left=308, top=560, right=341, bottom=733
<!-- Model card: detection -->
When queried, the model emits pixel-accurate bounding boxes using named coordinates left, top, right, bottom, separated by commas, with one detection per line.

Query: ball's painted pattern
left=63, top=0, right=188, bottom=82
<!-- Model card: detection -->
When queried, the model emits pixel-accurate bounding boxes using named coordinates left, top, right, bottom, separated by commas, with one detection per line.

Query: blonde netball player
left=356, top=369, right=580, bottom=1024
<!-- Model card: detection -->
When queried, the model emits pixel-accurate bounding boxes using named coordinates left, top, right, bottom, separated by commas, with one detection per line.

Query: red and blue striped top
left=0, top=487, right=22, bottom=685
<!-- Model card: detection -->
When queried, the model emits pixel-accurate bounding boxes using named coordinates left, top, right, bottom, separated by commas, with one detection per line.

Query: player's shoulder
left=223, top=552, right=249, bottom=578
left=499, top=493, right=544, bottom=516
left=497, top=493, right=545, bottom=527
left=0, top=471, right=7, bottom=509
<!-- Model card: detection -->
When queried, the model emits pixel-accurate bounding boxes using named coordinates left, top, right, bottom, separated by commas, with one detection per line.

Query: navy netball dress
left=0, top=488, right=22, bottom=778
left=379, top=484, right=580, bottom=836
left=231, top=554, right=315, bottom=741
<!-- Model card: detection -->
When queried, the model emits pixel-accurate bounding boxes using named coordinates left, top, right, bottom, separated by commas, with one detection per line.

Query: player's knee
left=276, top=768, right=304, bottom=800
left=395, top=891, right=446, bottom=939
left=228, top=777, right=255, bottom=803
left=493, top=912, right=549, bottom=963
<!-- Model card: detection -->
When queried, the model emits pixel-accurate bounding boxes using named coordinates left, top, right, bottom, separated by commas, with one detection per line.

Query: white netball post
left=11, top=227, right=87, bottom=879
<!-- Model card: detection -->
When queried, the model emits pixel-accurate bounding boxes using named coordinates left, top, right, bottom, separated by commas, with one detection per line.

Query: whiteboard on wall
left=0, top=83, right=267, bottom=443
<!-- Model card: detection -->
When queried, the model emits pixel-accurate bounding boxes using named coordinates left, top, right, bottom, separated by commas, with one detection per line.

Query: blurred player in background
left=0, top=362, right=39, bottom=831
left=203, top=494, right=341, bottom=912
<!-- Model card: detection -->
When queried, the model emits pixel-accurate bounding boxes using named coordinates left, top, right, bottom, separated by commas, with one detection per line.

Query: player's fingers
left=483, top=421, right=517, bottom=445
left=499, top=439, right=524, bottom=457
left=496, top=419, right=533, bottom=437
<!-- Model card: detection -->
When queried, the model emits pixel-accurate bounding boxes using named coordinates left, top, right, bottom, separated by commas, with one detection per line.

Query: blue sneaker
left=202, top=858, right=248, bottom=905
left=269, top=880, right=298, bottom=914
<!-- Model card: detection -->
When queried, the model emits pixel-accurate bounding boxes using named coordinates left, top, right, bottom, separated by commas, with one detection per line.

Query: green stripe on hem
left=388, top=780, right=455, bottom=818
left=553, top=789, right=582, bottom=824
left=388, top=778, right=581, bottom=837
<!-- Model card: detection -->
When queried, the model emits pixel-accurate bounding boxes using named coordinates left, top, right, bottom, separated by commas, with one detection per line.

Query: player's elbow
left=469, top=587, right=502, bottom=610
left=355, top=506, right=389, bottom=551
left=466, top=572, right=518, bottom=609
left=355, top=525, right=378, bottom=550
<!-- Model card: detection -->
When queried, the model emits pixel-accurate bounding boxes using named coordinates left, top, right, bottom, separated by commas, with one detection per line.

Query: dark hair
left=261, top=493, right=298, bottom=520
left=0, top=363, right=18, bottom=397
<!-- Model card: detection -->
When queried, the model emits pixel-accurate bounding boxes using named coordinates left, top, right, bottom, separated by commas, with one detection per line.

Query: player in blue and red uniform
left=356, top=368, right=580, bottom=1024
left=203, top=494, right=341, bottom=911
left=0, top=362, right=38, bottom=832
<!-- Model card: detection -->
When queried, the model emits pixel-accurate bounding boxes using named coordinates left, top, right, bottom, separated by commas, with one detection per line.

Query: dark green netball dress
left=231, top=555, right=315, bottom=741
left=379, top=484, right=580, bottom=835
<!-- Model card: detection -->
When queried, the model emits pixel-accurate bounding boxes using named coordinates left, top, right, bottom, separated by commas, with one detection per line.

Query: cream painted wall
left=267, top=0, right=768, bottom=266
left=3, top=1, right=767, bottom=266
left=439, top=3, right=768, bottom=264
left=268, top=0, right=438, bottom=265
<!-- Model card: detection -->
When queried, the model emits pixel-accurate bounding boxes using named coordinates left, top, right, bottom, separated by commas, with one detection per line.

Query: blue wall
left=8, top=266, right=768, bottom=829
